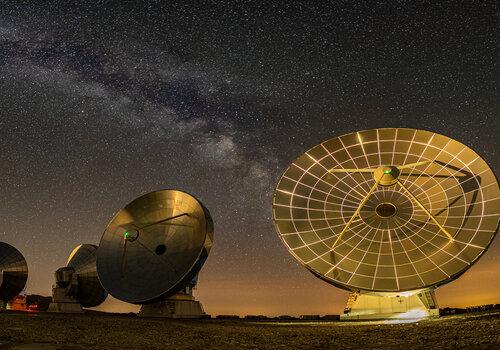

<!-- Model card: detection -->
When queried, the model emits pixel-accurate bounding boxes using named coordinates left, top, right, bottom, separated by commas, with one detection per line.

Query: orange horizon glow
left=21, top=230, right=500, bottom=317
left=85, top=239, right=500, bottom=317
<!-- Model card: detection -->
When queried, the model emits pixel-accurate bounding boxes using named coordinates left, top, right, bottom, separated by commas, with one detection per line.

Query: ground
left=0, top=311, right=498, bottom=349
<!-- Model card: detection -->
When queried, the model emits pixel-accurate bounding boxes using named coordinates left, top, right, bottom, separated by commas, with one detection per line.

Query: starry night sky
left=0, top=2, right=499, bottom=316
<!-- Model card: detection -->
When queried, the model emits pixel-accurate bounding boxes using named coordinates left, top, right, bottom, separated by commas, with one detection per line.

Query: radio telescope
left=272, top=128, right=499, bottom=320
left=0, top=242, right=28, bottom=310
left=48, top=244, right=107, bottom=313
left=96, top=189, right=213, bottom=318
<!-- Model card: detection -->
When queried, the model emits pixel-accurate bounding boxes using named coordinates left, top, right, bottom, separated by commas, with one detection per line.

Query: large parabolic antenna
left=272, top=128, right=499, bottom=319
left=48, top=244, right=107, bottom=313
left=0, top=242, right=28, bottom=309
left=97, top=189, right=213, bottom=318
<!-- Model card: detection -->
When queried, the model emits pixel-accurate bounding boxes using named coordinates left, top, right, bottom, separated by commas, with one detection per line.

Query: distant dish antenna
left=96, top=189, right=214, bottom=318
left=0, top=242, right=28, bottom=310
left=273, top=128, right=499, bottom=320
left=48, top=244, right=107, bottom=313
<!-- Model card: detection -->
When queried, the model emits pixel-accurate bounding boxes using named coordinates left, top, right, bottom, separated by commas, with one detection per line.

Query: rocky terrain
left=0, top=311, right=498, bottom=349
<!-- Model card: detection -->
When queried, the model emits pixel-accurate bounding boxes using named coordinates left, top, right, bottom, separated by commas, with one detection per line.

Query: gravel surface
left=0, top=311, right=498, bottom=349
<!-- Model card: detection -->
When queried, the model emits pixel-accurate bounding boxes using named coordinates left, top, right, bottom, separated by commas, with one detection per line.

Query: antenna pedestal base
left=138, top=292, right=207, bottom=318
left=47, top=302, right=83, bottom=313
left=340, top=289, right=439, bottom=321
left=47, top=285, right=83, bottom=313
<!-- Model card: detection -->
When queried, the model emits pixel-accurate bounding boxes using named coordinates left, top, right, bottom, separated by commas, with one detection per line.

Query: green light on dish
left=124, top=231, right=129, bottom=238
left=384, top=170, right=392, bottom=174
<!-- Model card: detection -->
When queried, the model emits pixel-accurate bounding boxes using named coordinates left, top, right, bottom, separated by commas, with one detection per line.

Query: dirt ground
left=0, top=311, right=498, bottom=350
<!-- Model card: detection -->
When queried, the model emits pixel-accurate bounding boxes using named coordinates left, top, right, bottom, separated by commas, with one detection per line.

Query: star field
left=0, top=1, right=498, bottom=315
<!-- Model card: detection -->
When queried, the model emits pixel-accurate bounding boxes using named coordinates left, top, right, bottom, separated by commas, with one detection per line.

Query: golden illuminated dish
left=273, top=128, right=499, bottom=292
